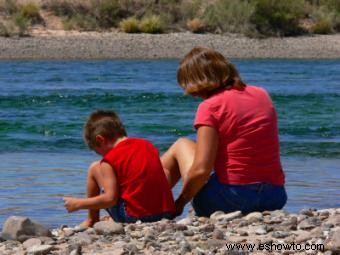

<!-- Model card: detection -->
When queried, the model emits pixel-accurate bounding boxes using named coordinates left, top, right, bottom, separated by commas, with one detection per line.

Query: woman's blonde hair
left=177, top=47, right=245, bottom=96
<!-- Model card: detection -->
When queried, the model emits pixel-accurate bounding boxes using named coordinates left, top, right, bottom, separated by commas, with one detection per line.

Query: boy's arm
left=64, top=162, right=118, bottom=212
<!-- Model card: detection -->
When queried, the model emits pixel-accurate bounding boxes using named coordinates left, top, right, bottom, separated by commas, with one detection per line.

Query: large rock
left=1, top=217, right=51, bottom=241
left=93, top=221, right=124, bottom=235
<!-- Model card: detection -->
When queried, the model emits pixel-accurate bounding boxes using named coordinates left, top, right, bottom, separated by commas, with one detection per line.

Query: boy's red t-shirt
left=102, top=138, right=175, bottom=217
left=194, top=85, right=285, bottom=186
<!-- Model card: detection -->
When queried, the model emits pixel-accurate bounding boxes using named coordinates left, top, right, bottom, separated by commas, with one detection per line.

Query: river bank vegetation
left=0, top=0, right=339, bottom=37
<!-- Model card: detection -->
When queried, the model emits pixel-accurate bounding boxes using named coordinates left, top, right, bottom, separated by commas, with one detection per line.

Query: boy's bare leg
left=79, top=161, right=101, bottom=228
left=161, top=138, right=196, bottom=188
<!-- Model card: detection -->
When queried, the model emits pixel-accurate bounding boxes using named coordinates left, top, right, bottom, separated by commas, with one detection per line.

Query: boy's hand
left=63, top=197, right=80, bottom=213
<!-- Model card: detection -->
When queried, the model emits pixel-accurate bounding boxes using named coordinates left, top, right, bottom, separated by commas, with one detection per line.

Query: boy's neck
left=112, top=136, right=128, bottom=148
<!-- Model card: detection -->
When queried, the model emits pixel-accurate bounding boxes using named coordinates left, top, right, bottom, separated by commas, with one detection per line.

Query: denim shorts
left=192, top=173, right=287, bottom=217
left=106, top=200, right=175, bottom=223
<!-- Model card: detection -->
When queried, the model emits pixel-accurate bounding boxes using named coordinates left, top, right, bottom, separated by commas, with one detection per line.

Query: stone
left=177, top=217, right=192, bottom=225
left=62, top=228, right=74, bottom=237
left=213, top=211, right=242, bottom=222
left=300, top=208, right=316, bottom=217
left=93, top=221, right=124, bottom=235
left=298, top=217, right=321, bottom=230
left=69, top=232, right=93, bottom=246
left=68, top=244, right=81, bottom=255
left=1, top=216, right=51, bottom=241
left=244, top=212, right=263, bottom=222
left=85, top=228, right=96, bottom=235
left=183, top=230, right=195, bottom=236
left=173, top=224, right=188, bottom=231
left=255, top=226, right=267, bottom=235
left=210, top=211, right=225, bottom=220
left=324, top=215, right=340, bottom=227
left=180, top=241, right=192, bottom=254
left=212, top=228, right=225, bottom=240
left=23, top=238, right=42, bottom=249
left=199, top=224, right=215, bottom=233
left=324, top=228, right=340, bottom=251
left=295, top=230, right=312, bottom=243
left=271, top=231, right=291, bottom=239
left=73, top=226, right=87, bottom=233
left=27, top=244, right=53, bottom=255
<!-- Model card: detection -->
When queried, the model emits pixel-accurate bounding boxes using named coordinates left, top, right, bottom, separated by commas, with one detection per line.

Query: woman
left=161, top=47, right=287, bottom=216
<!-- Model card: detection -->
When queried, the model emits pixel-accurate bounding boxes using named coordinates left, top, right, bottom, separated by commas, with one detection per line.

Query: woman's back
left=194, top=85, right=285, bottom=185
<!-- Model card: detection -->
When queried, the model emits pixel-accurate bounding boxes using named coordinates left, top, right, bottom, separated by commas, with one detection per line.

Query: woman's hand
left=63, top=197, right=80, bottom=213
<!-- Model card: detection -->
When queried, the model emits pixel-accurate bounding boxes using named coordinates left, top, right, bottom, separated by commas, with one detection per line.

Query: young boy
left=63, top=110, right=176, bottom=226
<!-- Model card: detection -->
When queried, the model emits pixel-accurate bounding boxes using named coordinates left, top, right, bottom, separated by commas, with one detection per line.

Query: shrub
left=318, top=0, right=340, bottom=32
left=63, top=14, right=98, bottom=31
left=13, top=13, right=29, bottom=36
left=93, top=0, right=125, bottom=28
left=250, top=0, right=307, bottom=36
left=203, top=0, right=256, bottom=35
left=180, top=0, right=203, bottom=21
left=312, top=18, right=333, bottom=33
left=0, top=0, right=17, bottom=15
left=42, top=0, right=91, bottom=17
left=19, top=3, right=43, bottom=24
left=119, top=17, right=140, bottom=33
left=139, top=15, right=163, bottom=33
left=0, top=22, right=10, bottom=36
left=186, top=18, right=205, bottom=33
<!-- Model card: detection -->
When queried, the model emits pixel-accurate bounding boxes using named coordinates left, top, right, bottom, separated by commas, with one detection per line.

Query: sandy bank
left=0, top=31, right=340, bottom=59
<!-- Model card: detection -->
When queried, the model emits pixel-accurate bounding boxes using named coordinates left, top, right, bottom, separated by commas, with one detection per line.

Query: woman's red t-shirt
left=102, top=138, right=176, bottom=217
left=194, top=85, right=285, bottom=186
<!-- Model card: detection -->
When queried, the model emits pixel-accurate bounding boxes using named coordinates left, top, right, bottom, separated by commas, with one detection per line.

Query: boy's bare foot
left=79, top=218, right=97, bottom=228
left=100, top=215, right=113, bottom=221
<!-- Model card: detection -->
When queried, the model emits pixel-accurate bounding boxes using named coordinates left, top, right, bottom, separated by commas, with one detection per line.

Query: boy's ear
left=95, top=135, right=105, bottom=145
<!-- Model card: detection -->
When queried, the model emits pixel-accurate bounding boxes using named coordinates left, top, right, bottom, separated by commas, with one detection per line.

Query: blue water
left=0, top=59, right=339, bottom=229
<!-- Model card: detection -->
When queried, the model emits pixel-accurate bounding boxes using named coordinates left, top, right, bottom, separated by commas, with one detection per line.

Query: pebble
left=27, top=245, right=53, bottom=255
left=244, top=212, right=263, bottom=222
left=23, top=238, right=42, bottom=249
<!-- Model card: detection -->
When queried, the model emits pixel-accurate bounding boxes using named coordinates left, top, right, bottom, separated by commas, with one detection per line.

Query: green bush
left=139, top=15, right=163, bottom=33
left=93, top=0, right=125, bottom=28
left=312, top=18, right=333, bottom=33
left=180, top=0, right=203, bottom=21
left=0, top=0, right=17, bottom=15
left=20, top=3, right=43, bottom=24
left=119, top=17, right=140, bottom=33
left=13, top=13, right=30, bottom=36
left=250, top=0, right=307, bottom=36
left=42, top=0, right=91, bottom=17
left=0, top=22, right=10, bottom=37
left=63, top=14, right=98, bottom=31
left=203, top=0, right=256, bottom=35
left=318, top=0, right=340, bottom=32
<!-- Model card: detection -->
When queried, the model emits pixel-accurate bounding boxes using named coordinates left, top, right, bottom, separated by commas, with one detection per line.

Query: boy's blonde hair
left=177, top=47, right=245, bottom=96
left=84, top=110, right=127, bottom=150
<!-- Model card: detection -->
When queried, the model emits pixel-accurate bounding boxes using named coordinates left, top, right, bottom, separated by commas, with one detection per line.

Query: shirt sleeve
left=194, top=101, right=218, bottom=130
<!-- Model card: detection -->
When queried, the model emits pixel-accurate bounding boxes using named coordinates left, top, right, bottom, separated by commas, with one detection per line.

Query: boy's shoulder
left=120, top=137, right=156, bottom=149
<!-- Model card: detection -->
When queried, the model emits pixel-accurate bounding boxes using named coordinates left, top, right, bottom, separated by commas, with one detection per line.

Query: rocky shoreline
left=0, top=32, right=340, bottom=59
left=1, top=208, right=339, bottom=255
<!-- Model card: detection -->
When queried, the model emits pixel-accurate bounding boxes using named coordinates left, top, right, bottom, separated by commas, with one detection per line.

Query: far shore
left=0, top=31, right=340, bottom=59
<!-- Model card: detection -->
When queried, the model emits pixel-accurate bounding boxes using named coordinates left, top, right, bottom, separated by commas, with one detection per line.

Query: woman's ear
left=95, top=135, right=105, bottom=145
